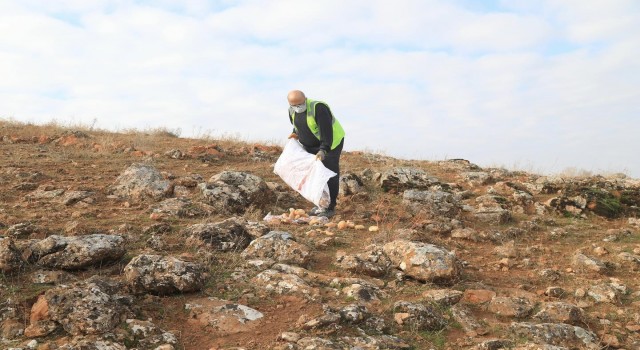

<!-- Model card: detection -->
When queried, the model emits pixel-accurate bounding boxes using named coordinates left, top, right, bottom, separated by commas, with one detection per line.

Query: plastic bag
left=274, top=139, right=337, bottom=208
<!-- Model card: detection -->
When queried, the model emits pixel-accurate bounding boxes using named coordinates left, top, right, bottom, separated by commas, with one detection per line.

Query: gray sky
left=1, top=1, right=639, bottom=177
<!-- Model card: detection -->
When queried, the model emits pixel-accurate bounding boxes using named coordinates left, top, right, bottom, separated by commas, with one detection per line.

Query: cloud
left=1, top=1, right=639, bottom=177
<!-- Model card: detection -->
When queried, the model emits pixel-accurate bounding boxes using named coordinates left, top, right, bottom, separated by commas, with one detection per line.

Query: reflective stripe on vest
left=289, top=99, right=345, bottom=150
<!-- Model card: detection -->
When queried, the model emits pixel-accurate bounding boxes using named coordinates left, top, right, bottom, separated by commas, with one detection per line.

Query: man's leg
left=321, top=139, right=344, bottom=210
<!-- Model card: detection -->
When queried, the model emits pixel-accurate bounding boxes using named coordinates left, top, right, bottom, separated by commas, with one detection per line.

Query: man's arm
left=315, top=103, right=334, bottom=152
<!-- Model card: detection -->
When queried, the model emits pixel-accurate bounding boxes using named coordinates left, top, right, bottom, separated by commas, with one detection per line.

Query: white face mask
left=290, top=103, right=306, bottom=113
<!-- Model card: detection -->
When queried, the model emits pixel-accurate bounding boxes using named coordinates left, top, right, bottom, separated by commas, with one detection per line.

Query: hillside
left=1, top=120, right=639, bottom=350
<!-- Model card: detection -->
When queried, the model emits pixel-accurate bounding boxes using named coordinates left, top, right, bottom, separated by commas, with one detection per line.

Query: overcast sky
left=1, top=1, right=639, bottom=177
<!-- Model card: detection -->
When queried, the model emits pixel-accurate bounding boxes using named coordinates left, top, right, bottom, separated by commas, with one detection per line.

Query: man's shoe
left=309, top=206, right=322, bottom=216
left=315, top=208, right=335, bottom=218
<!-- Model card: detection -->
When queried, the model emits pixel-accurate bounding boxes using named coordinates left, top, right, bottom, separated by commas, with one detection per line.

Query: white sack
left=274, top=139, right=337, bottom=208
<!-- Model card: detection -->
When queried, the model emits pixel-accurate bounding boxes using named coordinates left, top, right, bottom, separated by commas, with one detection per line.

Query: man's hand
left=316, top=150, right=326, bottom=161
left=288, top=133, right=298, bottom=139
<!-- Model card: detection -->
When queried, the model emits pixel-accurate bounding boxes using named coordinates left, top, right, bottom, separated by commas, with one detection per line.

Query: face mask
left=290, top=103, right=306, bottom=113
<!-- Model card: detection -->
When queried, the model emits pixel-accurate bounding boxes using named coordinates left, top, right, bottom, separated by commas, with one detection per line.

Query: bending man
left=287, top=90, right=345, bottom=218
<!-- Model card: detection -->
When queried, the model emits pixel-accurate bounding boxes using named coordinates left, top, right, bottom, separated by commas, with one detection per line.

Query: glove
left=288, top=133, right=298, bottom=140
left=316, top=149, right=326, bottom=161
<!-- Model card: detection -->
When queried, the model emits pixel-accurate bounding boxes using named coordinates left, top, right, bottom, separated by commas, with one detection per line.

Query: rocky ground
left=1, top=120, right=639, bottom=350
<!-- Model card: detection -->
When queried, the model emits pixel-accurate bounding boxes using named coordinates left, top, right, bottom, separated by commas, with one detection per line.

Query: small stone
left=279, top=332, right=300, bottom=342
left=369, top=226, right=379, bottom=232
left=575, top=288, right=586, bottom=298
left=545, top=286, right=566, bottom=298
left=394, top=312, right=410, bottom=325
left=593, top=246, right=608, bottom=256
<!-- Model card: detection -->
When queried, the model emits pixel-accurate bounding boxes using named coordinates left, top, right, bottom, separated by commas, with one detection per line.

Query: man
left=287, top=90, right=345, bottom=218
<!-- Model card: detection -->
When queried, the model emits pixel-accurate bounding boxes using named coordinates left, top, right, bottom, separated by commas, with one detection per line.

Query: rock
left=402, top=189, right=461, bottom=218
left=339, top=173, right=366, bottom=196
left=149, top=198, right=214, bottom=218
left=510, top=322, right=599, bottom=349
left=279, top=332, right=301, bottom=343
left=241, top=231, right=311, bottom=266
left=587, top=282, right=625, bottom=303
left=24, top=234, right=126, bottom=270
left=488, top=297, right=535, bottom=318
left=34, top=276, right=131, bottom=336
left=462, top=171, right=493, bottom=186
left=339, top=304, right=370, bottom=324
left=461, top=289, right=496, bottom=305
left=183, top=217, right=255, bottom=251
left=544, top=287, right=566, bottom=298
left=0, top=238, right=24, bottom=274
left=252, top=269, right=319, bottom=300
left=53, top=337, right=128, bottom=349
left=474, top=206, right=511, bottom=224
left=296, top=337, right=340, bottom=349
left=25, top=186, right=65, bottom=200
left=124, top=319, right=177, bottom=348
left=59, top=191, right=93, bottom=206
left=6, top=221, right=39, bottom=237
left=533, top=302, right=585, bottom=325
left=451, top=227, right=480, bottom=241
left=494, top=240, right=518, bottom=258
left=109, top=163, right=171, bottom=200
left=392, top=301, right=446, bottom=331
left=451, top=304, right=488, bottom=336
left=186, top=298, right=263, bottom=334
left=164, top=149, right=185, bottom=159
left=200, top=171, right=271, bottom=214
left=342, top=283, right=382, bottom=302
left=1, top=318, right=24, bottom=339
left=338, top=335, right=411, bottom=349
left=298, top=305, right=341, bottom=330
left=382, top=239, right=460, bottom=283
left=31, top=269, right=77, bottom=284
left=124, top=254, right=206, bottom=295
left=539, top=269, right=561, bottom=281
left=422, top=289, right=463, bottom=306
left=474, top=339, right=515, bottom=350
left=380, top=167, right=439, bottom=192
left=572, top=252, right=610, bottom=274
left=335, top=245, right=392, bottom=278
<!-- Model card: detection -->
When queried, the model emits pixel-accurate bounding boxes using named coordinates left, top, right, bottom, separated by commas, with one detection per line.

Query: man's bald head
left=287, top=90, right=306, bottom=105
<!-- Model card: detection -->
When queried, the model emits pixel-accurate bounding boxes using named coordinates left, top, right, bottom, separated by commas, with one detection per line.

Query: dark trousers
left=304, top=139, right=344, bottom=210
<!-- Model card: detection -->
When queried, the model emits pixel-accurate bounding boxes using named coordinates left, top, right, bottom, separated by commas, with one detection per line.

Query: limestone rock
left=339, top=173, right=366, bottom=196
left=0, top=238, right=23, bottom=274
left=37, top=276, right=131, bottom=336
left=422, top=289, right=463, bottom=306
left=252, top=269, right=319, bottom=300
left=571, top=252, right=610, bottom=274
left=200, top=171, right=270, bottom=214
left=124, top=319, right=178, bottom=349
left=335, top=245, right=391, bottom=278
left=587, top=282, right=626, bottom=303
left=183, top=217, right=255, bottom=251
left=488, top=297, right=535, bottom=318
left=241, top=231, right=311, bottom=266
left=124, top=254, right=206, bottom=295
left=25, top=234, right=126, bottom=270
left=59, top=190, right=94, bottom=206
left=392, top=301, right=446, bottom=331
left=510, top=322, right=599, bottom=349
left=402, top=189, right=461, bottom=217
left=383, top=239, right=460, bottom=283
left=380, top=167, right=439, bottom=192
left=149, top=198, right=214, bottom=218
left=533, top=302, right=585, bottom=325
left=186, top=298, right=263, bottom=335
left=110, top=163, right=171, bottom=200
left=474, top=206, right=511, bottom=224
